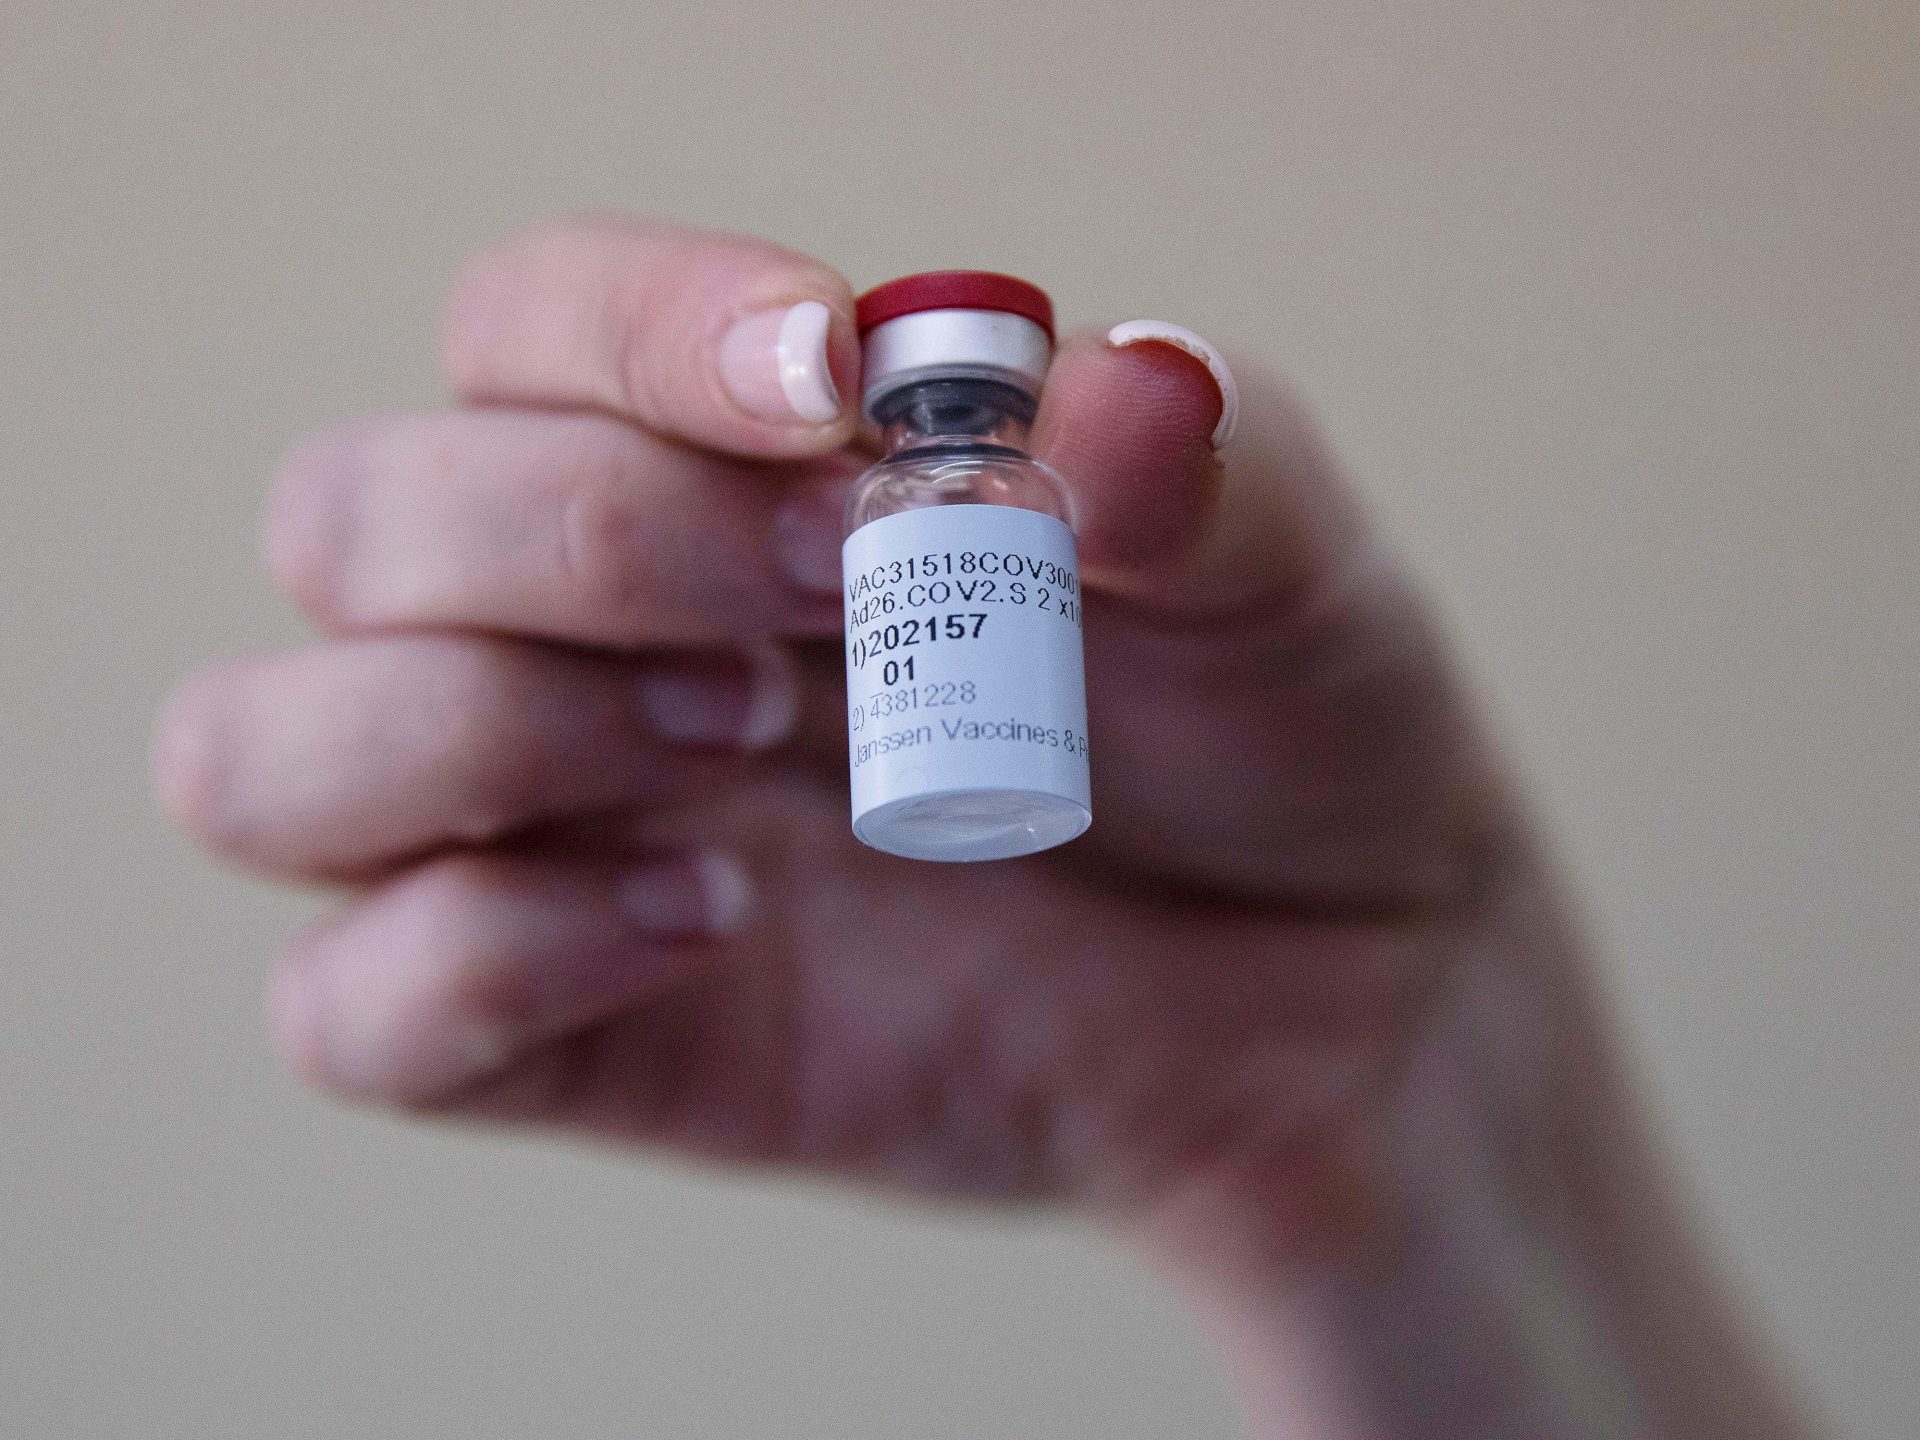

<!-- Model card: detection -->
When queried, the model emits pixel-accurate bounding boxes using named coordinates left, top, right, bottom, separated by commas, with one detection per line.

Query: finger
left=268, top=850, right=755, bottom=1106
left=265, top=409, right=852, bottom=646
left=1034, top=327, right=1465, bottom=902
left=442, top=216, right=860, bottom=458
left=1033, top=324, right=1370, bottom=616
left=267, top=775, right=1419, bottom=1197
left=153, top=634, right=797, bottom=880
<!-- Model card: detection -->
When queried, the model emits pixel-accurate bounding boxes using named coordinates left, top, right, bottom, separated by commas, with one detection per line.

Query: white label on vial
left=843, top=504, right=1091, bottom=839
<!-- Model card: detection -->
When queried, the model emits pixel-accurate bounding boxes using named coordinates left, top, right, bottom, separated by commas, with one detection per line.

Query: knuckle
left=554, top=469, right=656, bottom=625
left=607, top=275, right=690, bottom=423
left=406, top=642, right=548, bottom=837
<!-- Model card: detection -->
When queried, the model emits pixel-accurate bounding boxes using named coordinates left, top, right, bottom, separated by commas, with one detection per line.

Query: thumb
left=1032, top=324, right=1368, bottom=616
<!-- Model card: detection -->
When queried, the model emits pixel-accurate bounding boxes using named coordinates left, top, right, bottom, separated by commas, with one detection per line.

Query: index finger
left=441, top=216, right=861, bottom=459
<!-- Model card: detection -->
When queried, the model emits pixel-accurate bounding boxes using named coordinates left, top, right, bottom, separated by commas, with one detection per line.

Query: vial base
left=853, top=786, right=1092, bottom=863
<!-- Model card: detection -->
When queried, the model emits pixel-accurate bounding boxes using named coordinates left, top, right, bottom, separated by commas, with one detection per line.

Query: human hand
left=155, top=219, right=1811, bottom=1439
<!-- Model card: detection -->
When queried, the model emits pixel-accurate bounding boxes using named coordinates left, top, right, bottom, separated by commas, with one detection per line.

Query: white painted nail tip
left=741, top=643, right=800, bottom=751
left=1106, top=320, right=1239, bottom=448
left=776, top=300, right=842, bottom=424
left=695, top=851, right=756, bottom=936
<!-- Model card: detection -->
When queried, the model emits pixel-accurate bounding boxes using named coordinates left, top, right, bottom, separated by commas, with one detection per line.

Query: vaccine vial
left=842, top=271, right=1092, bottom=862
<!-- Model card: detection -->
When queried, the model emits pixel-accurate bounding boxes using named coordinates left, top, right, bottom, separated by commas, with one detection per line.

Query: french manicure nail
left=771, top=486, right=847, bottom=596
left=720, top=300, right=842, bottom=424
left=1106, top=320, right=1240, bottom=448
left=620, top=852, right=755, bottom=936
left=635, top=648, right=798, bottom=750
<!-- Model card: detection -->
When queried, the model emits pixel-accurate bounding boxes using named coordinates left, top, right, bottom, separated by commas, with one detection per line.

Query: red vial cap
left=856, top=271, right=1054, bottom=340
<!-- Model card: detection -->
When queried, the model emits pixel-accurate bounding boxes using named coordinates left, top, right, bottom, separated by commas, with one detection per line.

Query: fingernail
left=720, top=300, right=842, bottom=424
left=634, top=647, right=798, bottom=751
left=1106, top=320, right=1239, bottom=448
left=771, top=485, right=846, bottom=596
left=620, top=852, right=755, bottom=936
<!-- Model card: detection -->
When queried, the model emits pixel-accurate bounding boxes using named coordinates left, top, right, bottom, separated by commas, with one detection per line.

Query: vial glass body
left=841, top=379, right=1092, bottom=861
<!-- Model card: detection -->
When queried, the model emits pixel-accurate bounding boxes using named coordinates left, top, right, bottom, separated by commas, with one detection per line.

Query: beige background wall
left=4, top=3, right=1913, bottom=1436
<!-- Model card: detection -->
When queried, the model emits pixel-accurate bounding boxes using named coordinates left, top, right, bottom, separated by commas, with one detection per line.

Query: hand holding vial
left=155, top=219, right=1816, bottom=1439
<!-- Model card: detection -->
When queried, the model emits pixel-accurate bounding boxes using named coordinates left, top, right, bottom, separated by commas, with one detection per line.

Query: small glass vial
left=842, top=272, right=1091, bottom=861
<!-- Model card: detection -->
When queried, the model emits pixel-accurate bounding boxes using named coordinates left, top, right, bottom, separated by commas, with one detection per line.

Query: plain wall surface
left=3, top=3, right=1914, bottom=1436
